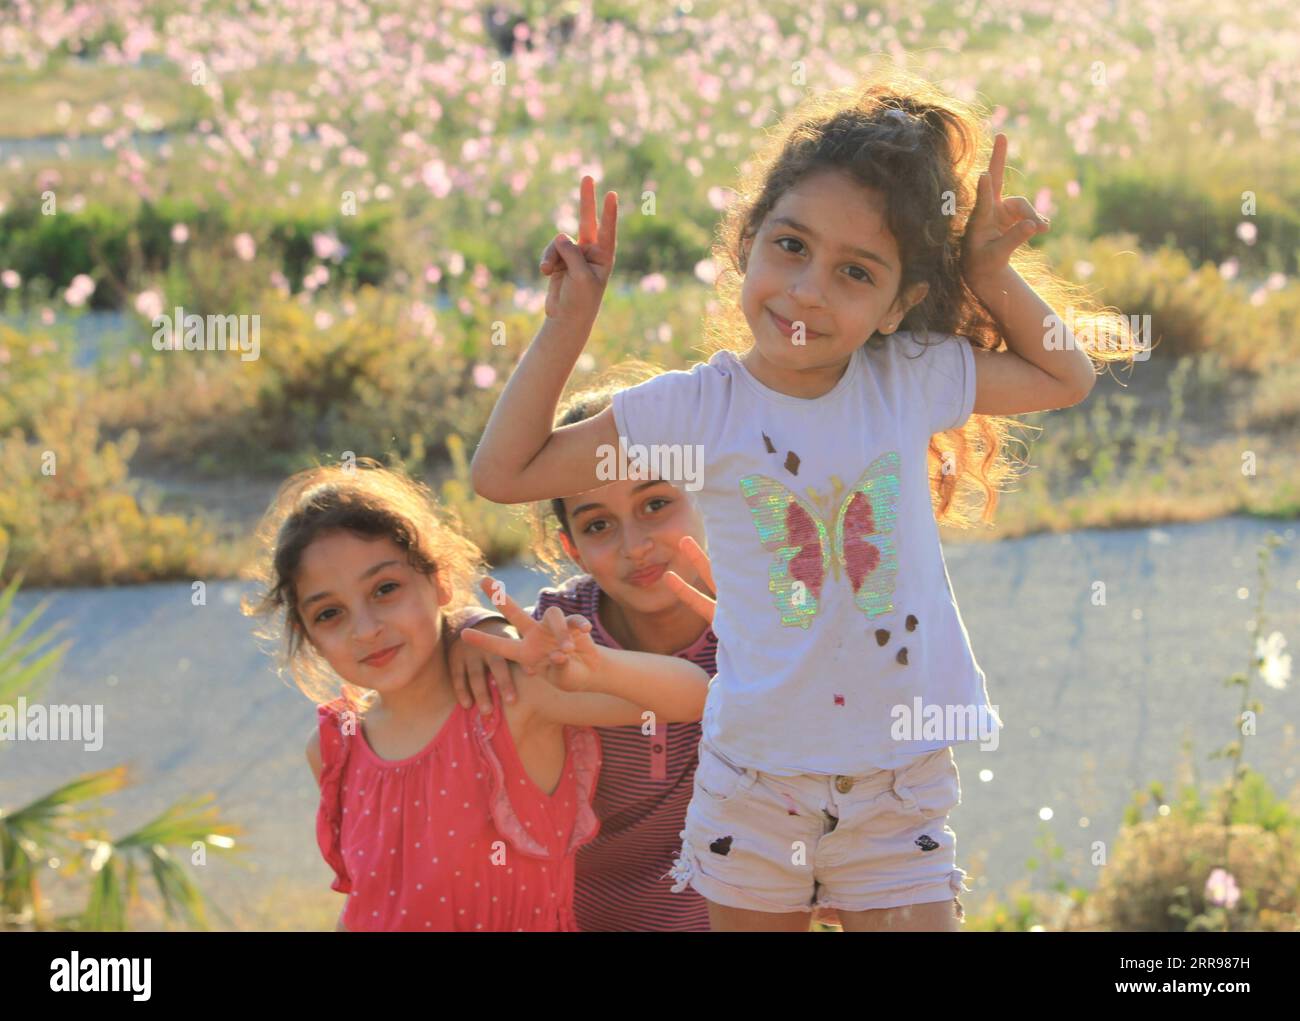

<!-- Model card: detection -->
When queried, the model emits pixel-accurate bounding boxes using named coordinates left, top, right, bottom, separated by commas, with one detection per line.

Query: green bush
left=0, top=198, right=397, bottom=312
left=1046, top=233, right=1291, bottom=369
left=0, top=326, right=221, bottom=587
left=1093, top=173, right=1300, bottom=275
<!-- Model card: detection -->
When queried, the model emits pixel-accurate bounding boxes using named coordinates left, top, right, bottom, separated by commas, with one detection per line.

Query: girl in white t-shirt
left=470, top=68, right=1134, bottom=931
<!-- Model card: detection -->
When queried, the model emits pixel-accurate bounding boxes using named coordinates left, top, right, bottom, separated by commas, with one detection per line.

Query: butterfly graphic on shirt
left=738, top=451, right=901, bottom=629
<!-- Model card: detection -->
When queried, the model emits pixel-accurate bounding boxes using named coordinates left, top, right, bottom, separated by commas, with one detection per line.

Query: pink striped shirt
left=452, top=580, right=714, bottom=930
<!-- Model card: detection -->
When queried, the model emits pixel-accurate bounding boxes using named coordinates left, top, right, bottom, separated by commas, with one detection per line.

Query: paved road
left=3, top=517, right=1297, bottom=929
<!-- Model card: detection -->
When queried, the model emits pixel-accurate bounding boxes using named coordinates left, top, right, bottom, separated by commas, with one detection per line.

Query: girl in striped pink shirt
left=450, top=373, right=714, bottom=931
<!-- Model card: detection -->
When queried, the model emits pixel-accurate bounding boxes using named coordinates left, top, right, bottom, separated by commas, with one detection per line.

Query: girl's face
left=559, top=478, right=708, bottom=617
left=295, top=529, right=452, bottom=696
left=740, top=169, right=929, bottom=395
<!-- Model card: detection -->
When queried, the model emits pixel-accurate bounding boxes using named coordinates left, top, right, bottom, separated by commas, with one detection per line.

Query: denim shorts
left=667, top=738, right=969, bottom=919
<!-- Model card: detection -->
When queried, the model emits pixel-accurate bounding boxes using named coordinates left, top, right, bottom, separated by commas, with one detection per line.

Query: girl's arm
left=489, top=634, right=708, bottom=728
left=470, top=175, right=622, bottom=504
left=458, top=578, right=707, bottom=727
left=961, top=134, right=1097, bottom=416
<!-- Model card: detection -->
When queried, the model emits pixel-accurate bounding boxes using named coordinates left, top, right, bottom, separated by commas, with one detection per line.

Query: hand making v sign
left=539, top=174, right=618, bottom=325
left=960, top=132, right=1050, bottom=293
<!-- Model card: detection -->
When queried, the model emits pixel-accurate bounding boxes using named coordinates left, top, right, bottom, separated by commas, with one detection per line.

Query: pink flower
left=171, top=223, right=190, bottom=244
left=1205, top=868, right=1240, bottom=909
left=472, top=363, right=497, bottom=388
left=233, top=233, right=257, bottom=261
left=65, top=274, right=95, bottom=307
left=639, top=273, right=667, bottom=293
left=694, top=258, right=718, bottom=286
left=134, top=290, right=164, bottom=320
left=422, top=159, right=453, bottom=198
left=1236, top=221, right=1257, bottom=245
left=312, top=231, right=344, bottom=261
left=0, top=269, right=19, bottom=289
left=1218, top=258, right=1239, bottom=280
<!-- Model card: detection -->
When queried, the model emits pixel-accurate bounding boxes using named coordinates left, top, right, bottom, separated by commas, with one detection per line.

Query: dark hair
left=242, top=457, right=484, bottom=705
left=703, top=64, right=1134, bottom=526
left=528, top=361, right=664, bottom=577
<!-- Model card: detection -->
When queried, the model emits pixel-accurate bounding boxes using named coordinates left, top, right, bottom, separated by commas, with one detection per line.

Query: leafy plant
left=0, top=552, right=241, bottom=930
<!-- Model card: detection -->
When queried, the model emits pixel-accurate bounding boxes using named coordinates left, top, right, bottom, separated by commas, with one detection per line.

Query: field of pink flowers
left=1, top=0, right=1299, bottom=585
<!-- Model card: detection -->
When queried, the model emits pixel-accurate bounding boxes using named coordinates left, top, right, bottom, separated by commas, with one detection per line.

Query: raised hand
left=960, top=133, right=1050, bottom=291
left=539, top=174, right=618, bottom=324
left=663, top=535, right=716, bottom=625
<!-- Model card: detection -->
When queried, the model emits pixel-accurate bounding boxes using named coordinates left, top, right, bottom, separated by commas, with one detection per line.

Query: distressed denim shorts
left=667, top=738, right=969, bottom=920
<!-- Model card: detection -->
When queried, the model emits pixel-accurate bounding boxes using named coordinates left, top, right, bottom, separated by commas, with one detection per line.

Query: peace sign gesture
left=539, top=174, right=618, bottom=325
left=459, top=577, right=602, bottom=692
left=960, top=133, right=1050, bottom=291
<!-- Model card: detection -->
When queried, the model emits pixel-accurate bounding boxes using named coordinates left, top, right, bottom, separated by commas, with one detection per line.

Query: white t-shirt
left=612, top=332, right=1001, bottom=775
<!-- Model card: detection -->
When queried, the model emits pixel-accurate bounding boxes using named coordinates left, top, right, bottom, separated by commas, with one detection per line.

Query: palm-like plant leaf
left=2, top=552, right=240, bottom=932
left=0, top=571, right=70, bottom=704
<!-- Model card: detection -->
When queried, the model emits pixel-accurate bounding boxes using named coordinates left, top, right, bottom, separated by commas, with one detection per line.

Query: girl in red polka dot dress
left=244, top=459, right=708, bottom=931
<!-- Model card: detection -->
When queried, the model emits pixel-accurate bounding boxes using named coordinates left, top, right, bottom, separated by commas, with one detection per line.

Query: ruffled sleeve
left=314, top=699, right=353, bottom=894
left=469, top=676, right=602, bottom=860
left=470, top=678, right=553, bottom=858
left=562, top=724, right=601, bottom=856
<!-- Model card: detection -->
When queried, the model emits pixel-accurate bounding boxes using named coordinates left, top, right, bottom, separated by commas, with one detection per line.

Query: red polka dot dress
left=315, top=680, right=600, bottom=931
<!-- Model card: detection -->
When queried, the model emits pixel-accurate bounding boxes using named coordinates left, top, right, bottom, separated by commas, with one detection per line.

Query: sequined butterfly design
left=738, top=451, right=901, bottom=629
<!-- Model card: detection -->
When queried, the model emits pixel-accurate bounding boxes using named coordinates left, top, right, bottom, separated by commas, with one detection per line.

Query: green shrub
left=1047, top=233, right=1288, bottom=369
left=0, top=412, right=220, bottom=587
left=1093, top=173, right=1300, bottom=275
left=0, top=198, right=397, bottom=312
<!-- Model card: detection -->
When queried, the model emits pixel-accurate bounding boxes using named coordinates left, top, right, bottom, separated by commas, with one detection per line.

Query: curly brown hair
left=703, top=65, right=1135, bottom=526
left=241, top=457, right=485, bottom=706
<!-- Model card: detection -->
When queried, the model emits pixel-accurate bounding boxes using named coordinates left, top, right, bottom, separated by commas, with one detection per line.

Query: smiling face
left=740, top=168, right=929, bottom=397
left=558, top=478, right=708, bottom=616
left=295, top=529, right=452, bottom=697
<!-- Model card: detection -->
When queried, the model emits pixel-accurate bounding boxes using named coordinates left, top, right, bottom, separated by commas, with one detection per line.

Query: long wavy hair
left=241, top=457, right=485, bottom=707
left=702, top=65, right=1134, bottom=525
